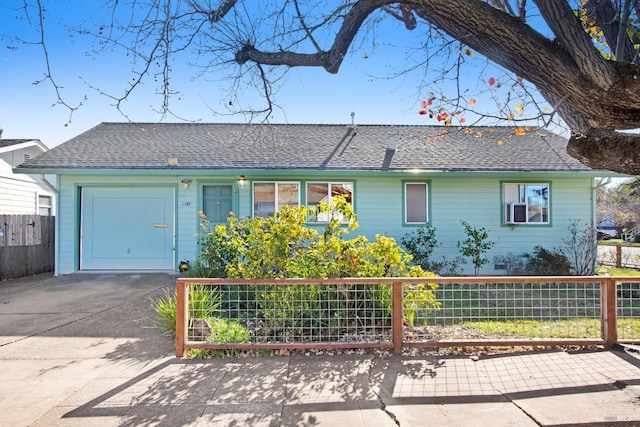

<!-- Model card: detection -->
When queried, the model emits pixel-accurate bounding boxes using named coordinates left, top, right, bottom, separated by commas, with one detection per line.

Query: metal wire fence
left=175, top=277, right=640, bottom=356
left=405, top=282, right=602, bottom=342
left=618, top=281, right=640, bottom=341
left=186, top=282, right=393, bottom=344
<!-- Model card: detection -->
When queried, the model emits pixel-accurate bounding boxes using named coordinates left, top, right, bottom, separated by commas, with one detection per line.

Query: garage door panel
left=81, top=188, right=175, bottom=270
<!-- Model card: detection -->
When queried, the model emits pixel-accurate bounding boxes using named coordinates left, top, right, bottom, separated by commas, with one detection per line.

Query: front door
left=202, top=185, right=234, bottom=225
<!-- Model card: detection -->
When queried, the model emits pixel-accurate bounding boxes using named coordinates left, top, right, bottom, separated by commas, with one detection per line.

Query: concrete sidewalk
left=1, top=273, right=639, bottom=426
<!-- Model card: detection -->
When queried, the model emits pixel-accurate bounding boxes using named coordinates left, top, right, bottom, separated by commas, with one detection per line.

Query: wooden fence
left=0, top=214, right=55, bottom=280
left=175, top=276, right=640, bottom=357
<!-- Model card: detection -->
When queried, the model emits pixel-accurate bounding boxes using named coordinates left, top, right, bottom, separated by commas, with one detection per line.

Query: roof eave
left=13, top=166, right=622, bottom=178
left=0, top=139, right=48, bottom=155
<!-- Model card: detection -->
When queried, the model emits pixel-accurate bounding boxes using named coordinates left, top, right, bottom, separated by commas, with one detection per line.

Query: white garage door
left=81, top=187, right=175, bottom=270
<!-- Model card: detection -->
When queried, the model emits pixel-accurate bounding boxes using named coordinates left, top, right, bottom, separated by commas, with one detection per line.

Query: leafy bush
left=401, top=225, right=465, bottom=275
left=194, top=196, right=439, bottom=340
left=526, top=246, right=571, bottom=276
left=208, top=318, right=250, bottom=343
left=186, top=318, right=251, bottom=357
left=400, top=225, right=440, bottom=269
left=494, top=246, right=571, bottom=276
left=198, top=211, right=249, bottom=278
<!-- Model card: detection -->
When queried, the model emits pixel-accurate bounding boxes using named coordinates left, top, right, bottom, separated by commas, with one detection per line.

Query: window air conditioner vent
left=505, top=203, right=527, bottom=223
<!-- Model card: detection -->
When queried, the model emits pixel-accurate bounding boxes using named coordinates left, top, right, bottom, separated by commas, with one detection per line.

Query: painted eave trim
left=12, top=167, right=624, bottom=179
left=14, top=167, right=631, bottom=179
left=0, top=139, right=48, bottom=155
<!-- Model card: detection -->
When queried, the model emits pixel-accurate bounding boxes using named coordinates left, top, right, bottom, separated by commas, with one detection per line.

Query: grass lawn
left=598, top=265, right=640, bottom=276
left=598, top=240, right=640, bottom=247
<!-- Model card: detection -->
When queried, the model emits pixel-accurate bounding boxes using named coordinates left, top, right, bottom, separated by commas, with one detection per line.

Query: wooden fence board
left=0, top=215, right=54, bottom=280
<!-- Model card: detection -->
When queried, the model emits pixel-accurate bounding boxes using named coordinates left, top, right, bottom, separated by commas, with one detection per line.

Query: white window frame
left=502, top=182, right=550, bottom=225
left=306, top=182, right=354, bottom=223
left=37, top=194, right=52, bottom=216
left=404, top=182, right=429, bottom=225
left=252, top=181, right=300, bottom=217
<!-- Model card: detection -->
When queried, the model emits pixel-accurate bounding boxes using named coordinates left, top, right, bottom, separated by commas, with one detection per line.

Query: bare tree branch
left=33, top=0, right=83, bottom=124
left=236, top=0, right=388, bottom=73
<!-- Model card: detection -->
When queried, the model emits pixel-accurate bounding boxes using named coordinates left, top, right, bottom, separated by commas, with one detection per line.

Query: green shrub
left=191, top=196, right=439, bottom=340
left=494, top=246, right=571, bottom=276
left=401, top=225, right=465, bottom=275
left=208, top=318, right=250, bottom=342
left=400, top=225, right=440, bottom=269
left=198, top=211, right=249, bottom=278
left=188, top=284, right=222, bottom=318
left=151, top=284, right=221, bottom=334
left=150, top=288, right=177, bottom=335
left=186, top=318, right=251, bottom=357
left=457, top=221, right=495, bottom=275
left=525, top=246, right=571, bottom=276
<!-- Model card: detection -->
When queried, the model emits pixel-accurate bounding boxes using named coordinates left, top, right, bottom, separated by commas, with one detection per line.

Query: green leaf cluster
left=194, top=196, right=439, bottom=339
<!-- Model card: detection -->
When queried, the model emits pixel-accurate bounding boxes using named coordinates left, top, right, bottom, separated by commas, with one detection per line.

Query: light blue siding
left=54, top=173, right=594, bottom=276
left=176, top=182, right=198, bottom=264
left=56, top=177, right=78, bottom=274
left=355, top=176, right=593, bottom=275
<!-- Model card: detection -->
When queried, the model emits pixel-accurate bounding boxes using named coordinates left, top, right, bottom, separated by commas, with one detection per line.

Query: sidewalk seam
left=369, top=354, right=400, bottom=426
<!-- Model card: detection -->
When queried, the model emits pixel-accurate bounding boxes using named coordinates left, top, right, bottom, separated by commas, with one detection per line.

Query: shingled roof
left=0, top=140, right=31, bottom=149
left=16, top=122, right=595, bottom=172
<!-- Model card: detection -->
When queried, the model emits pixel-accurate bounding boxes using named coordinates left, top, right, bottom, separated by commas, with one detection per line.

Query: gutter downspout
left=41, top=174, right=58, bottom=196
left=42, top=174, right=61, bottom=276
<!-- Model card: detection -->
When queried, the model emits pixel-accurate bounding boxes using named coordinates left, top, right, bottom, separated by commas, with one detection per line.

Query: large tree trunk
left=568, top=130, right=640, bottom=174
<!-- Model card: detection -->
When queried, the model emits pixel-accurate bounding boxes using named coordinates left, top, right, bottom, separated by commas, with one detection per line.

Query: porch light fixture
left=238, top=175, right=246, bottom=185
left=181, top=179, right=191, bottom=190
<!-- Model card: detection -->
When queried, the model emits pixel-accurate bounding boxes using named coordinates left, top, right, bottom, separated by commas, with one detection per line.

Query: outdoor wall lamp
left=238, top=175, right=246, bottom=186
left=181, top=179, right=191, bottom=190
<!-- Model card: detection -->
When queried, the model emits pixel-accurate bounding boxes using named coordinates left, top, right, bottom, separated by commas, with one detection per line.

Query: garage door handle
left=154, top=223, right=168, bottom=228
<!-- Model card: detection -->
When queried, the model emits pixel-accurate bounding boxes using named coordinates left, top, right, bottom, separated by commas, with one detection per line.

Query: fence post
left=615, top=246, right=622, bottom=268
left=601, top=278, right=618, bottom=349
left=392, top=281, right=403, bottom=355
left=176, top=279, right=188, bottom=357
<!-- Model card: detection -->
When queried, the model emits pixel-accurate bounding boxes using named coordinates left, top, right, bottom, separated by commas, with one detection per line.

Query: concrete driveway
left=1, top=273, right=640, bottom=426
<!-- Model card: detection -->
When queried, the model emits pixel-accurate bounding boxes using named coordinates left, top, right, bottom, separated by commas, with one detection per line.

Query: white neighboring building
left=0, top=139, right=56, bottom=215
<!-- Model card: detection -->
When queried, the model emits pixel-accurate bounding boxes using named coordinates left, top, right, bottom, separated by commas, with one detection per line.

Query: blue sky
left=1, top=2, right=547, bottom=148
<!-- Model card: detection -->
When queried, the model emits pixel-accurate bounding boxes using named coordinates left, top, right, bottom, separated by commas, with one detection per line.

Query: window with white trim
left=38, top=195, right=52, bottom=216
left=503, top=183, right=549, bottom=224
left=306, top=182, right=353, bottom=222
left=253, top=182, right=300, bottom=217
left=404, top=182, right=428, bottom=224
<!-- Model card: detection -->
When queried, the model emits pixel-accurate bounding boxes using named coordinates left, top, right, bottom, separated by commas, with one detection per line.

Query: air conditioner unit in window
left=505, top=203, right=527, bottom=223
